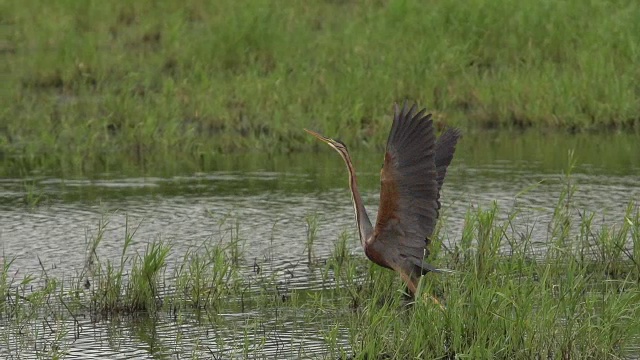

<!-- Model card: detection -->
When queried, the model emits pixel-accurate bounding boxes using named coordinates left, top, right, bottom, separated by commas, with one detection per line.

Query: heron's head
left=304, top=129, right=349, bottom=156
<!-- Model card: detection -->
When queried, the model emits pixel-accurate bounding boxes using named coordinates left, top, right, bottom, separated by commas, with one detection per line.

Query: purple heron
left=305, top=103, right=460, bottom=296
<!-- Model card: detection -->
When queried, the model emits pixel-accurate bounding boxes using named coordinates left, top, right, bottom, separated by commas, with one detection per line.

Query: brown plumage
left=305, top=102, right=460, bottom=297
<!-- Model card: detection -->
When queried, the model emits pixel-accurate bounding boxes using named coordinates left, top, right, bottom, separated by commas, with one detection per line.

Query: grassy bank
left=2, top=181, right=640, bottom=358
left=2, top=0, right=639, bottom=175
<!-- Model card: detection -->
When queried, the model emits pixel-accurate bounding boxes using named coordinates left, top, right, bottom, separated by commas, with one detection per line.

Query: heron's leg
left=398, top=271, right=445, bottom=308
left=399, top=271, right=418, bottom=295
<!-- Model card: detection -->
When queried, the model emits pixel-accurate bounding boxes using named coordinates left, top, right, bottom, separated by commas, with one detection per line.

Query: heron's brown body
left=305, top=103, right=460, bottom=297
left=364, top=244, right=392, bottom=270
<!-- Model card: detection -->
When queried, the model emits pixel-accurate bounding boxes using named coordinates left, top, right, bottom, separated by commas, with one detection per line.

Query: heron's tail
left=430, top=267, right=456, bottom=274
left=416, top=260, right=456, bottom=275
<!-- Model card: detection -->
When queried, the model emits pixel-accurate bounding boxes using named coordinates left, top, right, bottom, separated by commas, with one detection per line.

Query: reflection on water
left=1, top=132, right=639, bottom=358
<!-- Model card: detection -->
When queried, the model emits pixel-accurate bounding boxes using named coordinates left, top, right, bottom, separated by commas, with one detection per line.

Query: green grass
left=2, top=0, right=640, bottom=175
left=347, top=202, right=640, bottom=359
left=1, top=180, right=640, bottom=358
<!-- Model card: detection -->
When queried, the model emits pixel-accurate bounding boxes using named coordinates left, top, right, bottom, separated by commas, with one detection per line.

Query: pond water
left=0, top=131, right=639, bottom=358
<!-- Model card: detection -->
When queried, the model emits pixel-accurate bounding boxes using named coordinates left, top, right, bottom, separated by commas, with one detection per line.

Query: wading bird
left=305, top=103, right=460, bottom=297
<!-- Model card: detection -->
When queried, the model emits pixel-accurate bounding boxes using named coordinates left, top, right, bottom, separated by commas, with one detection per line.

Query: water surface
left=1, top=131, right=639, bottom=358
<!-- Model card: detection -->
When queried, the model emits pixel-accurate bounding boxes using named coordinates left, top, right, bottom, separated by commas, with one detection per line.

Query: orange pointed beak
left=304, top=128, right=332, bottom=144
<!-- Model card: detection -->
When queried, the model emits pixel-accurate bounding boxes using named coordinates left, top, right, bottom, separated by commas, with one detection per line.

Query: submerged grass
left=2, top=0, right=640, bottom=175
left=1, top=183, right=640, bottom=357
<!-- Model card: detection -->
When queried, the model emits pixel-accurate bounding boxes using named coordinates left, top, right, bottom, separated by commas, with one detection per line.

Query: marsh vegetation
left=2, top=0, right=640, bottom=358
left=2, top=0, right=639, bottom=176
left=1, top=156, right=640, bottom=358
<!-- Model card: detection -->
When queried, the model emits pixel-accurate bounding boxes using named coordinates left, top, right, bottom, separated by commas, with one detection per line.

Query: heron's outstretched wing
left=370, top=103, right=440, bottom=274
left=435, top=128, right=461, bottom=190
left=434, top=127, right=462, bottom=208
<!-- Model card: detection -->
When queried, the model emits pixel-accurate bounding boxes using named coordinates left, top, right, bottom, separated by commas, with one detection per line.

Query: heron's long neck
left=343, top=154, right=374, bottom=246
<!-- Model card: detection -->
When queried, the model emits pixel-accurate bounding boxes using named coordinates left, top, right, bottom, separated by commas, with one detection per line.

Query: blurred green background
left=2, top=0, right=639, bottom=176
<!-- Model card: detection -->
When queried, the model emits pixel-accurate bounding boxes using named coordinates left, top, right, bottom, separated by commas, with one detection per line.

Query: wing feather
left=371, top=103, right=440, bottom=275
left=435, top=128, right=462, bottom=191
left=434, top=127, right=462, bottom=210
